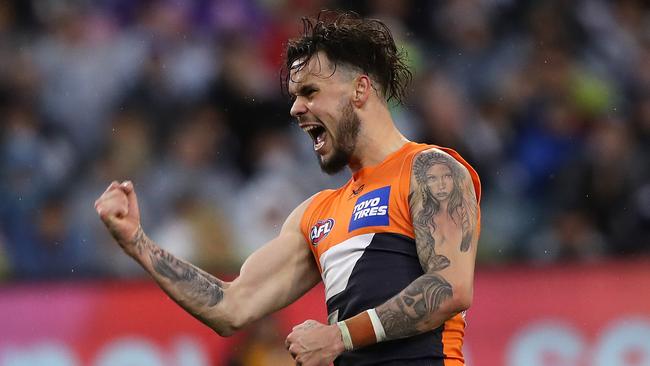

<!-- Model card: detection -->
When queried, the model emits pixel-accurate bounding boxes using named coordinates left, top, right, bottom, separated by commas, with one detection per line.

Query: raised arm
left=95, top=181, right=321, bottom=336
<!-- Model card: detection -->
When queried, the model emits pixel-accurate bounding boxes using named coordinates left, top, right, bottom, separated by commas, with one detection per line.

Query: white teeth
left=301, top=124, right=327, bottom=152
left=314, top=139, right=325, bottom=151
left=302, top=125, right=319, bottom=133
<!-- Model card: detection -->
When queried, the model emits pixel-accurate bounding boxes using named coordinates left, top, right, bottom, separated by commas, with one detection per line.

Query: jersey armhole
left=298, top=190, right=334, bottom=247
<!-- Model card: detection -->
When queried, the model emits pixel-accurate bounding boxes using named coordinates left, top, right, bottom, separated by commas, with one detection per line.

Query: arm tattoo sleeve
left=376, top=150, right=478, bottom=340
left=132, top=227, right=225, bottom=308
left=377, top=274, right=452, bottom=339
left=149, top=248, right=224, bottom=307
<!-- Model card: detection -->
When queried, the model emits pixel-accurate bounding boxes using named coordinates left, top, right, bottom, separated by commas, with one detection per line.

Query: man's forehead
left=289, top=54, right=336, bottom=86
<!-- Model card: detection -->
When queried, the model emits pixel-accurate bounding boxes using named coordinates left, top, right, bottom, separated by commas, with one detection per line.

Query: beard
left=318, top=102, right=361, bottom=175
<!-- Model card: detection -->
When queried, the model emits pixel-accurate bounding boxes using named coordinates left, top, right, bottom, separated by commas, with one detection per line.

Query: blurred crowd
left=0, top=0, right=649, bottom=281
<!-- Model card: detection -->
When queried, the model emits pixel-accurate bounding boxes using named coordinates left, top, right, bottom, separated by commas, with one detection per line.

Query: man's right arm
left=95, top=180, right=321, bottom=336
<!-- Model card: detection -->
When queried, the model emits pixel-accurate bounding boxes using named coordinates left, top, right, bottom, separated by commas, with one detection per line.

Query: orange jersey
left=300, top=142, right=481, bottom=366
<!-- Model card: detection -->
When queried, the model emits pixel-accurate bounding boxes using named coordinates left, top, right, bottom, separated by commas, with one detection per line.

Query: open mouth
left=301, top=124, right=328, bottom=151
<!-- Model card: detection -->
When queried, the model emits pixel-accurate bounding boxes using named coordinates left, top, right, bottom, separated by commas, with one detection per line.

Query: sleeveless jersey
left=300, top=142, right=481, bottom=366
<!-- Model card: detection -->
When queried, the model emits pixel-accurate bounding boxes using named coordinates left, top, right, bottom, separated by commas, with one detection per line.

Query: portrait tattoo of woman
left=412, top=151, right=477, bottom=262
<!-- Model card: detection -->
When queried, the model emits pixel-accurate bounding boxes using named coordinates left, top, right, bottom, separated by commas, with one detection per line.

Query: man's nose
left=290, top=97, right=307, bottom=118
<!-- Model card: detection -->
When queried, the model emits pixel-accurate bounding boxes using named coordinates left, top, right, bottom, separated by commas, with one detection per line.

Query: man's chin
left=318, top=150, right=349, bottom=175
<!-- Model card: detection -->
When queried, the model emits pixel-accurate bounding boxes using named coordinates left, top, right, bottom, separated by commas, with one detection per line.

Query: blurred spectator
left=29, top=2, right=146, bottom=154
left=65, top=107, right=156, bottom=278
left=134, top=1, right=217, bottom=101
left=553, top=118, right=650, bottom=256
left=524, top=209, right=607, bottom=264
left=208, top=33, right=287, bottom=176
left=151, top=192, right=240, bottom=274
left=145, top=104, right=241, bottom=270
left=144, top=104, right=239, bottom=226
left=232, top=130, right=311, bottom=259
left=0, top=99, right=78, bottom=278
left=415, top=70, right=474, bottom=160
left=18, top=192, right=81, bottom=278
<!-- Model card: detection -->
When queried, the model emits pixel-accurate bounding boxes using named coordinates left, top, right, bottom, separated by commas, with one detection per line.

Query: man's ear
left=352, top=75, right=371, bottom=108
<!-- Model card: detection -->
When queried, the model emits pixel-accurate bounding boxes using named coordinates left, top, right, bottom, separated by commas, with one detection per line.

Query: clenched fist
left=285, top=320, right=345, bottom=366
left=95, top=180, right=141, bottom=255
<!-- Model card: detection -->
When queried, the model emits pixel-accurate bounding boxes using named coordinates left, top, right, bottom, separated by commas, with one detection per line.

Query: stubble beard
left=318, top=102, right=360, bottom=175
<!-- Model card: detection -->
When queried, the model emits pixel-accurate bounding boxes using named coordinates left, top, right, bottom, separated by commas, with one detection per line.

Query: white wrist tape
left=337, top=320, right=354, bottom=351
left=367, top=308, right=387, bottom=342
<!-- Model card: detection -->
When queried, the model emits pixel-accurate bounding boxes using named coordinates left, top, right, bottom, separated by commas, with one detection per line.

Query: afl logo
left=310, top=219, right=335, bottom=246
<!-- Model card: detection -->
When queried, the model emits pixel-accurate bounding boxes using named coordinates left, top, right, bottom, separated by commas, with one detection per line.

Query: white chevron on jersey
left=319, top=233, right=375, bottom=301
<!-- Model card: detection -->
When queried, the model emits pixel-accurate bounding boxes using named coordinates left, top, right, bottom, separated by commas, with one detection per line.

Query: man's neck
left=347, top=111, right=409, bottom=174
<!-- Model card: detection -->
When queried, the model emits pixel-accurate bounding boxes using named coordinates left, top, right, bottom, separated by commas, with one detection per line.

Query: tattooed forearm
left=130, top=227, right=224, bottom=308
left=149, top=248, right=224, bottom=307
left=131, top=226, right=147, bottom=257
left=376, top=274, right=453, bottom=339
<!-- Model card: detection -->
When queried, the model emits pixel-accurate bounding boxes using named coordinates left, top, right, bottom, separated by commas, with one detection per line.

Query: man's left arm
left=374, top=148, right=479, bottom=340
left=286, top=148, right=479, bottom=364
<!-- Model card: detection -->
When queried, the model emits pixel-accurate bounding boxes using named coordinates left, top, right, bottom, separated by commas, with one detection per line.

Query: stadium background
left=1, top=0, right=649, bottom=365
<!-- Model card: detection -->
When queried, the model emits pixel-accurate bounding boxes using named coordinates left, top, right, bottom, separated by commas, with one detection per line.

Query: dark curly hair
left=283, top=10, right=412, bottom=105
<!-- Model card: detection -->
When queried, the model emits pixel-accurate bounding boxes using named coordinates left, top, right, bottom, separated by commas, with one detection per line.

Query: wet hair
left=283, top=10, right=412, bottom=105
